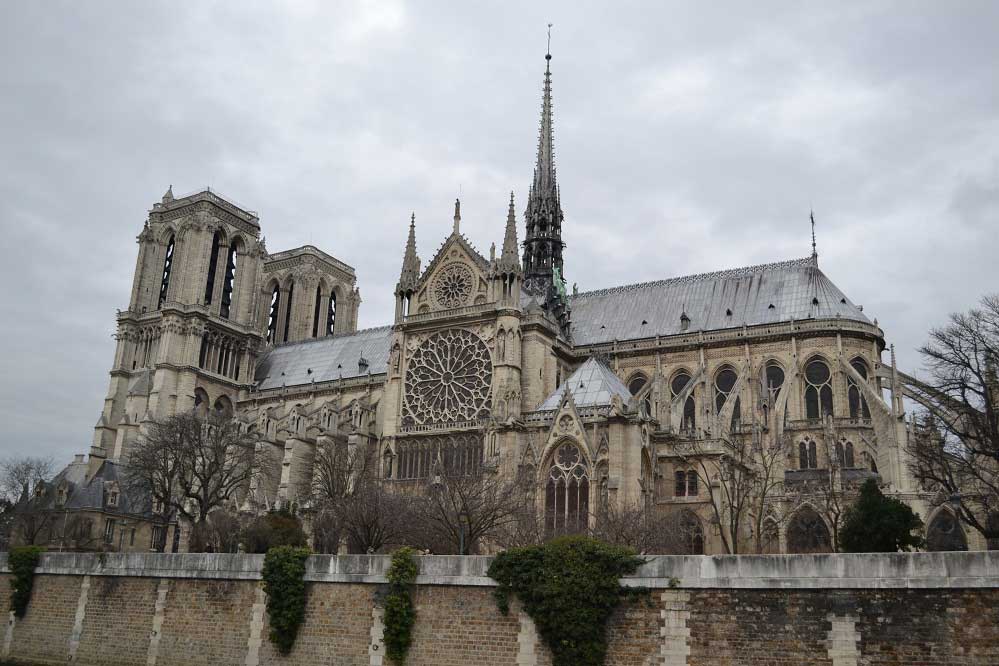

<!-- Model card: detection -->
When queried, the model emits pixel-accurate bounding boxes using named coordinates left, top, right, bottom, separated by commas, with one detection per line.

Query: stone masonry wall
left=0, top=552, right=996, bottom=665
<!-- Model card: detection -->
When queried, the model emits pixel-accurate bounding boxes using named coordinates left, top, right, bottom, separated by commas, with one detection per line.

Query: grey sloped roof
left=538, top=357, right=633, bottom=411
left=25, top=460, right=153, bottom=516
left=568, top=256, right=871, bottom=346
left=254, top=326, right=393, bottom=390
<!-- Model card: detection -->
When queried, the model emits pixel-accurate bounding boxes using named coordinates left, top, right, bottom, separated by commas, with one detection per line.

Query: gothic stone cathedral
left=69, top=52, right=951, bottom=555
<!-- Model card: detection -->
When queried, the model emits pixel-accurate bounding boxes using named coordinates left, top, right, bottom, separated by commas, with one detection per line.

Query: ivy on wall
left=9, top=546, right=45, bottom=618
left=488, top=536, right=644, bottom=666
left=382, top=547, right=418, bottom=665
left=261, top=546, right=311, bottom=654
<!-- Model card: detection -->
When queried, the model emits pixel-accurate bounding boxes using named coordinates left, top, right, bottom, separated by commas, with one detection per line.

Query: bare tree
left=310, top=441, right=412, bottom=553
left=2, top=456, right=57, bottom=547
left=905, top=294, right=999, bottom=548
left=675, top=436, right=758, bottom=554
left=412, top=463, right=522, bottom=555
left=0, top=456, right=55, bottom=504
left=127, top=412, right=270, bottom=530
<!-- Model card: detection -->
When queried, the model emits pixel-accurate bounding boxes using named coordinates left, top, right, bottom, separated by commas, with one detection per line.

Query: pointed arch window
left=627, top=373, right=652, bottom=416
left=787, top=507, right=832, bottom=553
left=219, top=240, right=238, bottom=319
left=671, top=371, right=696, bottom=432
left=158, top=235, right=175, bottom=309
left=282, top=282, right=295, bottom=342
left=799, top=439, right=818, bottom=469
left=848, top=358, right=872, bottom=419
left=715, top=366, right=740, bottom=426
left=204, top=231, right=222, bottom=305
left=266, top=286, right=280, bottom=344
left=844, top=441, right=855, bottom=468
left=327, top=290, right=337, bottom=335
left=312, top=285, right=322, bottom=338
left=804, top=358, right=834, bottom=419
left=545, top=442, right=589, bottom=535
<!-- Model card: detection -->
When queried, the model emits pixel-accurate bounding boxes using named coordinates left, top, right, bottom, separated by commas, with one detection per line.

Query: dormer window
left=108, top=490, right=119, bottom=507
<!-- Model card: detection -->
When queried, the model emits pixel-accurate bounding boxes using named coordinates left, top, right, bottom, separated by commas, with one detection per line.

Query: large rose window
left=432, top=263, right=474, bottom=309
left=404, top=329, right=492, bottom=425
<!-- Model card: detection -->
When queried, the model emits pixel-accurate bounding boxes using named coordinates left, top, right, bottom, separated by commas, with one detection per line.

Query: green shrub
left=488, top=536, right=644, bottom=666
left=382, top=547, right=418, bottom=665
left=9, top=545, right=45, bottom=618
left=261, top=545, right=311, bottom=654
left=840, top=479, right=925, bottom=552
left=243, top=510, right=308, bottom=554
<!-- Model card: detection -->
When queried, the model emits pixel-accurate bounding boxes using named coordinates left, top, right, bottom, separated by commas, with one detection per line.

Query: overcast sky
left=2, top=1, right=998, bottom=463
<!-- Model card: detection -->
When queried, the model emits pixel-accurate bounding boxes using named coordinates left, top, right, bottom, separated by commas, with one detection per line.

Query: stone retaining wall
left=0, top=551, right=996, bottom=665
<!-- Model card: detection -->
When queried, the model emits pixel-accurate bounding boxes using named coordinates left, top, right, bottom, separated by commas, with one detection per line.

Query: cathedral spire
left=399, top=212, right=420, bottom=289
left=500, top=191, right=520, bottom=270
left=522, top=36, right=565, bottom=295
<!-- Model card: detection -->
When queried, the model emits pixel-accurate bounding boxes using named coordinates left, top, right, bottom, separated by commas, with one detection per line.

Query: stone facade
left=45, top=50, right=967, bottom=556
left=1, top=552, right=998, bottom=665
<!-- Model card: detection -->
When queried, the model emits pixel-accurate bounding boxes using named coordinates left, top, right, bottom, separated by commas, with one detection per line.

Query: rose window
left=432, top=263, right=474, bottom=309
left=404, top=329, right=492, bottom=425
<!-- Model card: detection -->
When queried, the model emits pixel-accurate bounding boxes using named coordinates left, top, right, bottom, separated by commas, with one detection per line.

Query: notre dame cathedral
left=46, top=50, right=977, bottom=555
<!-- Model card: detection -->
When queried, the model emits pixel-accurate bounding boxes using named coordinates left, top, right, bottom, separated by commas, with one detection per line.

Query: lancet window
left=848, top=358, right=872, bottom=419
left=204, top=231, right=222, bottom=305
left=804, top=358, right=834, bottom=419
left=327, top=290, right=337, bottom=335
left=671, top=370, right=696, bottom=432
left=219, top=240, right=238, bottom=319
left=312, top=285, right=322, bottom=338
left=158, top=235, right=175, bottom=309
left=715, top=366, right=741, bottom=427
left=266, top=286, right=280, bottom=344
left=798, top=438, right=818, bottom=469
left=282, top=282, right=295, bottom=342
left=544, top=442, right=589, bottom=535
left=394, top=434, right=483, bottom=480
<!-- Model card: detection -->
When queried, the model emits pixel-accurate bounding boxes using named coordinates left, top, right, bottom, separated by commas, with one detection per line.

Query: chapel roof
left=567, top=256, right=873, bottom=346
left=537, top=357, right=633, bottom=411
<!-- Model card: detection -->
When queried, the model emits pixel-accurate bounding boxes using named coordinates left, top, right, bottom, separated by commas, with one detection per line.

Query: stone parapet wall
left=0, top=552, right=997, bottom=665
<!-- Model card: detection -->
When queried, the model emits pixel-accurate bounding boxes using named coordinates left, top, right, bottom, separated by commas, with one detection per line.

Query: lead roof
left=568, top=256, right=871, bottom=346
left=254, top=256, right=873, bottom=391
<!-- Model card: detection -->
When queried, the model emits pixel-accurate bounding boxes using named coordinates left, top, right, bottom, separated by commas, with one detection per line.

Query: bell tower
left=94, top=188, right=267, bottom=462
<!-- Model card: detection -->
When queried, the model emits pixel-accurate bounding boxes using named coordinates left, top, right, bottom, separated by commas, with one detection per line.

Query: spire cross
left=547, top=23, right=553, bottom=58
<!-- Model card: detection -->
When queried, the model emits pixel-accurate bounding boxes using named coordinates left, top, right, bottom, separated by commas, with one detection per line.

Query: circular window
left=404, top=329, right=492, bottom=425
left=432, top=263, right=474, bottom=309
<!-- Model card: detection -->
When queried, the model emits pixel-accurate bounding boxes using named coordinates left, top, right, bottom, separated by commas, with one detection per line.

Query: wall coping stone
left=0, top=551, right=996, bottom=589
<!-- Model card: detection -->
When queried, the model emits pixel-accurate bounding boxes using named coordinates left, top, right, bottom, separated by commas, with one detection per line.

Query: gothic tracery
left=403, top=328, right=492, bottom=426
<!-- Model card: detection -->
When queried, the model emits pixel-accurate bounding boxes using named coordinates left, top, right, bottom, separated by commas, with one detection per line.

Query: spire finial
left=546, top=23, right=553, bottom=62
left=810, top=209, right=818, bottom=260
left=453, top=198, right=461, bottom=234
left=500, top=190, right=520, bottom=270
left=399, top=212, right=420, bottom=288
